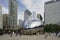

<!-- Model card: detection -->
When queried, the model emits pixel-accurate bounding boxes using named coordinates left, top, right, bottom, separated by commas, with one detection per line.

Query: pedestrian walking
left=45, top=33, right=48, bottom=38
left=10, top=31, right=12, bottom=37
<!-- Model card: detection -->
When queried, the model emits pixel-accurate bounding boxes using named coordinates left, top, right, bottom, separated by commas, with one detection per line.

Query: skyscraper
left=9, top=0, right=17, bottom=27
left=45, top=0, right=60, bottom=24
left=0, top=0, right=17, bottom=29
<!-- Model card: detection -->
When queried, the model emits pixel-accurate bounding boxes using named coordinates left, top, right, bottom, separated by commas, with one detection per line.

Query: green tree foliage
left=44, top=24, right=60, bottom=32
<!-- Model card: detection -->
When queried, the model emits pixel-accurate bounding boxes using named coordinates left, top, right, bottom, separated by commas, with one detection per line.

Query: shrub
left=44, top=24, right=60, bottom=33
left=0, top=29, right=3, bottom=35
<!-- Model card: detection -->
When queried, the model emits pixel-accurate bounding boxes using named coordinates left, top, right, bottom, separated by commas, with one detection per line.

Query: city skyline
left=0, top=0, right=51, bottom=24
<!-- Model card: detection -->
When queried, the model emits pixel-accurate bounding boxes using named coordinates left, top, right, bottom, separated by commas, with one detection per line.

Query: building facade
left=0, top=0, right=17, bottom=29
left=19, top=19, right=23, bottom=28
left=45, top=0, right=60, bottom=24
left=3, top=14, right=14, bottom=29
left=9, top=0, right=17, bottom=27
left=3, top=14, right=9, bottom=27
left=0, top=4, right=3, bottom=29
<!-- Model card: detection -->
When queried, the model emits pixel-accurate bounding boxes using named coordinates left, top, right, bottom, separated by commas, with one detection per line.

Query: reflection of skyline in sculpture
left=24, top=9, right=32, bottom=21
left=32, top=11, right=36, bottom=18
left=21, top=9, right=43, bottom=29
left=37, top=14, right=42, bottom=21
left=0, top=4, right=3, bottom=28
left=45, top=0, right=60, bottom=24
left=23, top=18, right=43, bottom=29
left=24, top=9, right=43, bottom=21
left=19, top=19, right=23, bottom=27
left=21, top=0, right=47, bottom=23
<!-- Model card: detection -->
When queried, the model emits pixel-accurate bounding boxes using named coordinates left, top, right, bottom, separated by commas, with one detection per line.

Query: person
left=58, top=32, right=60, bottom=37
left=45, top=32, right=48, bottom=38
left=10, top=31, right=12, bottom=37
left=16, top=30, right=19, bottom=36
left=55, top=31, right=59, bottom=36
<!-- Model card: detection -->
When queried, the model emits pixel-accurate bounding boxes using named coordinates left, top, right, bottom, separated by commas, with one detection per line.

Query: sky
left=0, top=0, right=52, bottom=24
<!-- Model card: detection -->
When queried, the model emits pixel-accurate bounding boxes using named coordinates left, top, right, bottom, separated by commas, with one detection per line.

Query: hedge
left=43, top=24, right=60, bottom=33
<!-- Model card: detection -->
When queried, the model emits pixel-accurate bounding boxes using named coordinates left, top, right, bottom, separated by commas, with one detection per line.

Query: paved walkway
left=0, top=33, right=60, bottom=40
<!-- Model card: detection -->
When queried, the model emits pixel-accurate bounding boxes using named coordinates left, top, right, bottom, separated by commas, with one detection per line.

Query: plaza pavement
left=0, top=33, right=60, bottom=40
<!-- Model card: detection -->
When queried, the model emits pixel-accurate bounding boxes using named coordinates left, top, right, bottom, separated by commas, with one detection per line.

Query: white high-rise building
left=45, top=0, right=60, bottom=24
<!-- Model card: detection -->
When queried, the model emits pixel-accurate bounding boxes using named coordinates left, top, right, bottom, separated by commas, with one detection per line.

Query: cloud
left=18, top=12, right=24, bottom=20
left=21, top=0, right=51, bottom=12
left=21, top=0, right=51, bottom=22
left=21, top=0, right=33, bottom=12
left=2, top=6, right=8, bottom=14
left=21, top=0, right=51, bottom=15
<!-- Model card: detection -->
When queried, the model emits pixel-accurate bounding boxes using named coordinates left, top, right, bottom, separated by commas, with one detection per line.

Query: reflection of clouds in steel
left=28, top=21, right=42, bottom=28
left=23, top=18, right=42, bottom=28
